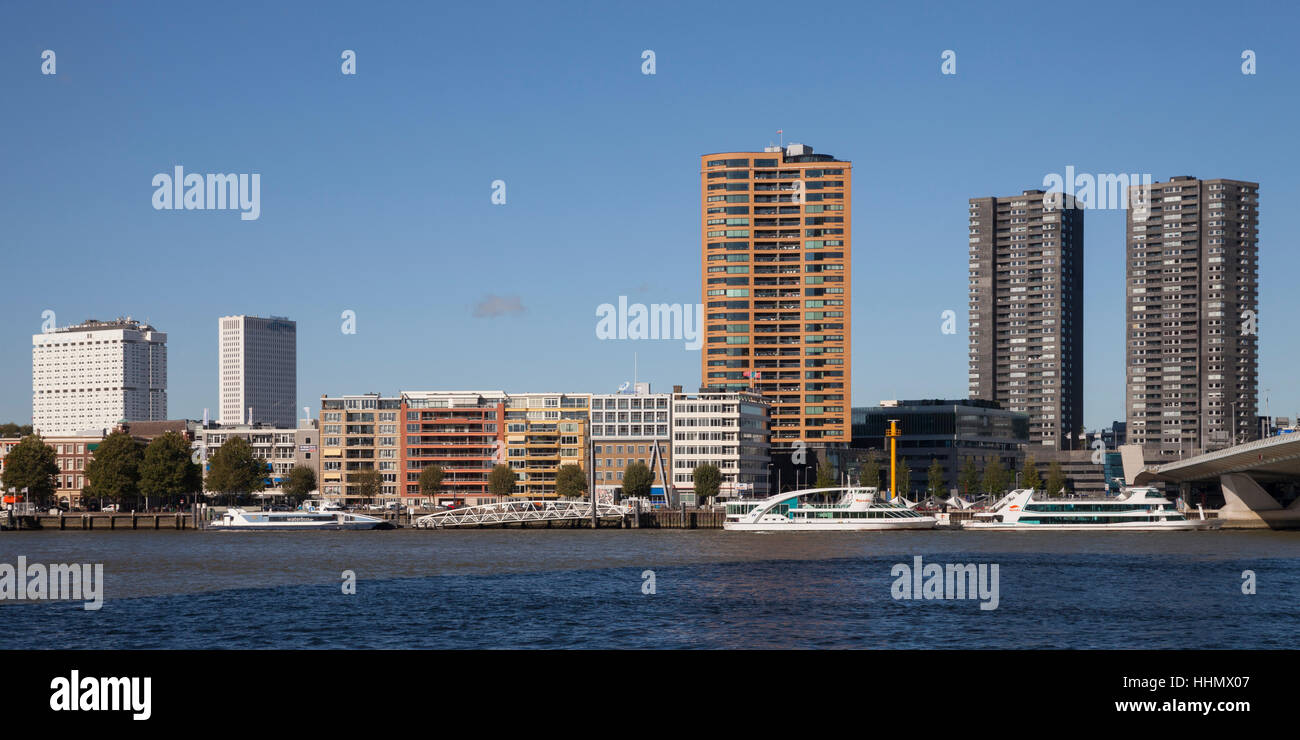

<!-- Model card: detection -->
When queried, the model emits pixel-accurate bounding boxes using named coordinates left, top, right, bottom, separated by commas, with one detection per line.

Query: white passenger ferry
left=961, top=487, right=1221, bottom=531
left=724, top=487, right=938, bottom=531
left=209, top=508, right=393, bottom=531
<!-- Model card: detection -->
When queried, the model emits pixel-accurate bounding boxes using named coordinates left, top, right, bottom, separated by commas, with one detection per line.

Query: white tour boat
left=961, top=487, right=1221, bottom=531
left=208, top=508, right=393, bottom=531
left=723, top=487, right=938, bottom=531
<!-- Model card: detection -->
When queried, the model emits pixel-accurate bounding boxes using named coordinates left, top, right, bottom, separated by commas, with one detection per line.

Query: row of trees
left=411, top=461, right=723, bottom=506
left=0, top=422, right=34, bottom=438
left=415, top=462, right=664, bottom=502
left=849, top=451, right=1069, bottom=499
left=0, top=431, right=203, bottom=509
left=0, top=431, right=321, bottom=509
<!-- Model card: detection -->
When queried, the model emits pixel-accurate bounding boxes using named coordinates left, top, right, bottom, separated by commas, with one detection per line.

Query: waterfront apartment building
left=400, top=390, right=507, bottom=506
left=1124, top=177, right=1260, bottom=457
left=700, top=143, right=851, bottom=446
left=219, top=315, right=297, bottom=428
left=194, top=421, right=318, bottom=490
left=32, top=317, right=167, bottom=435
left=319, top=394, right=402, bottom=502
left=671, top=389, right=771, bottom=502
left=504, top=392, right=590, bottom=498
left=591, top=384, right=672, bottom=502
left=851, top=399, right=1028, bottom=497
left=968, top=190, right=1084, bottom=449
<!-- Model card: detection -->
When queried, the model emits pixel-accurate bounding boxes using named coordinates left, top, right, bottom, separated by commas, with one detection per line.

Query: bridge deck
left=415, top=500, right=628, bottom=529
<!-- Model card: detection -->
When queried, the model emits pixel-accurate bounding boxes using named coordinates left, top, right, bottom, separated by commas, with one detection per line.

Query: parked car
left=102, top=504, right=119, bottom=512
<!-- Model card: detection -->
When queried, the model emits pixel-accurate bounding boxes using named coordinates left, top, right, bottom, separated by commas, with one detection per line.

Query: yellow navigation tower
left=886, top=419, right=901, bottom=500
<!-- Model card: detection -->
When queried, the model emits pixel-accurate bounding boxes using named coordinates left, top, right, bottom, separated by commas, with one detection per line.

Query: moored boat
left=961, top=487, right=1221, bottom=531
left=724, top=487, right=938, bottom=531
left=208, top=508, right=393, bottom=531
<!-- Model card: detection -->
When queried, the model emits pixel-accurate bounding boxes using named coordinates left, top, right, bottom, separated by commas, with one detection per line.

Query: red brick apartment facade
left=400, top=391, right=507, bottom=506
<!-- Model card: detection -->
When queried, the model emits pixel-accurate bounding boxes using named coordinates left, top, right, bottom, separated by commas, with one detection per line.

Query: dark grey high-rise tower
left=968, top=190, right=1084, bottom=450
left=1124, top=177, right=1259, bottom=457
left=219, top=315, right=297, bottom=428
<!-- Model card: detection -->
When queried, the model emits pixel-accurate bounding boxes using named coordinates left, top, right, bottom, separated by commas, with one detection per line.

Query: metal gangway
left=414, top=499, right=629, bottom=529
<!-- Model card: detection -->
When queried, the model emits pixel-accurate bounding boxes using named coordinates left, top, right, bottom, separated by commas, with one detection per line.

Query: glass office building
left=851, top=399, right=1028, bottom=497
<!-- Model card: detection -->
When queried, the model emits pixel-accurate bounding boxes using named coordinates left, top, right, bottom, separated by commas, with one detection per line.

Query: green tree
left=0, top=422, right=34, bottom=438
left=958, top=458, right=980, bottom=498
left=692, top=463, right=722, bottom=506
left=927, top=458, right=945, bottom=499
left=858, top=450, right=881, bottom=489
left=282, top=465, right=317, bottom=504
left=896, top=461, right=912, bottom=499
left=815, top=457, right=837, bottom=488
left=418, top=464, right=444, bottom=504
left=0, top=435, right=59, bottom=506
left=488, top=464, right=517, bottom=498
left=139, top=431, right=202, bottom=509
left=1020, top=454, right=1042, bottom=492
left=353, top=468, right=382, bottom=504
left=555, top=464, right=588, bottom=499
left=1045, top=461, right=1067, bottom=498
left=982, top=457, right=1008, bottom=497
left=621, top=461, right=654, bottom=501
left=204, top=436, right=267, bottom=505
left=84, top=431, right=143, bottom=509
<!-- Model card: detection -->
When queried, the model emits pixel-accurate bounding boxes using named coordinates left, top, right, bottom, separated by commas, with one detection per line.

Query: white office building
left=671, top=389, right=771, bottom=502
left=193, top=421, right=319, bottom=490
left=219, top=315, right=297, bottom=428
left=32, top=317, right=167, bottom=435
left=591, top=383, right=673, bottom=501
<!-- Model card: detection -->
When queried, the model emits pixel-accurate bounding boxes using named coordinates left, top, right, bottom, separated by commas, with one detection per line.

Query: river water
left=2, top=529, right=1297, bottom=649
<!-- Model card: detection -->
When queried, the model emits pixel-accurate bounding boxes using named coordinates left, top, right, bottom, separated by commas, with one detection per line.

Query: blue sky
left=2, top=1, right=1298, bottom=428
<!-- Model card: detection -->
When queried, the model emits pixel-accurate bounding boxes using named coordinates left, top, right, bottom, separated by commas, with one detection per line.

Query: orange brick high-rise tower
left=700, top=143, right=851, bottom=447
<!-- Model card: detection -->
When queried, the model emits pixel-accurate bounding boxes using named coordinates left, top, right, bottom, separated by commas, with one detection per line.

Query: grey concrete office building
left=1124, top=177, right=1259, bottom=458
left=219, top=315, right=297, bottom=428
left=968, top=190, right=1084, bottom=450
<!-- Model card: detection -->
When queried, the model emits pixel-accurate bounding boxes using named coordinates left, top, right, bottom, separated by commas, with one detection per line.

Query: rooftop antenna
left=633, top=351, right=638, bottom=392
left=777, top=129, right=784, bottom=148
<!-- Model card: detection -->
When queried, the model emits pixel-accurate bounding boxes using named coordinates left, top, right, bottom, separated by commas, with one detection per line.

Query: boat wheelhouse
left=962, top=487, right=1220, bottom=531
left=724, top=487, right=938, bottom=531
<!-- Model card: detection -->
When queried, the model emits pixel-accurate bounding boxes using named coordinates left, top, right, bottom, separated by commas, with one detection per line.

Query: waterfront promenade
left=0, top=507, right=728, bottom=531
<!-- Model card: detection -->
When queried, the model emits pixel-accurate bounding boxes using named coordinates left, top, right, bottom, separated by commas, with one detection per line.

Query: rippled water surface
left=2, top=529, right=1297, bottom=648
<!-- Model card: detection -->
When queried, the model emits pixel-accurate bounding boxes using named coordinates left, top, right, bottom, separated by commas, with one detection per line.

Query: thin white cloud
left=472, top=294, right=526, bottom=318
